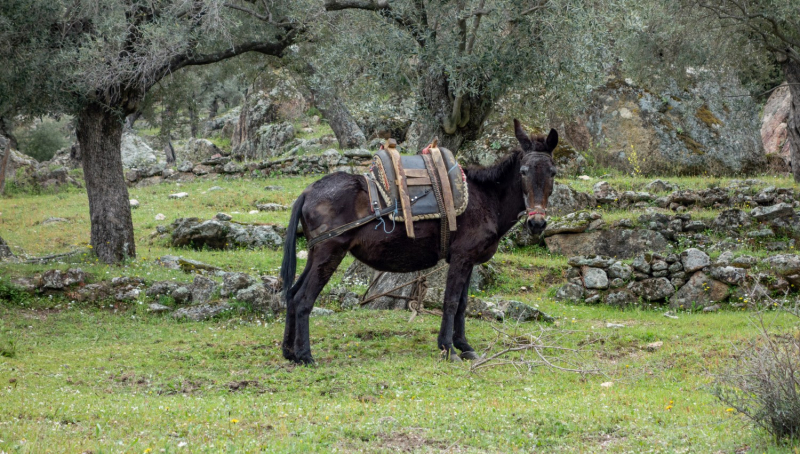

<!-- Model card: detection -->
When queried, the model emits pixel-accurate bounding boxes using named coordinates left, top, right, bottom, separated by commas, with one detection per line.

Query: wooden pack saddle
left=365, top=139, right=468, bottom=242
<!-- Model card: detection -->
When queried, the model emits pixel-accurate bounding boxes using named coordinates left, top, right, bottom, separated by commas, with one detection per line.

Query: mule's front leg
left=438, top=262, right=472, bottom=361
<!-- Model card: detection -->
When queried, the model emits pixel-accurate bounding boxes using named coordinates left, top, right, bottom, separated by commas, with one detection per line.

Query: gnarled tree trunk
left=76, top=102, right=136, bottom=263
left=783, top=59, right=800, bottom=182
left=415, top=68, right=494, bottom=153
left=304, top=64, right=365, bottom=149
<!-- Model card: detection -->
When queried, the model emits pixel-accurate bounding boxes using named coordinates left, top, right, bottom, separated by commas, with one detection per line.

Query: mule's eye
left=520, top=165, right=529, bottom=176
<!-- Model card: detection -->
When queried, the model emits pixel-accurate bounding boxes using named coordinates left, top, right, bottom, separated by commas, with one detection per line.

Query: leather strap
left=428, top=147, right=457, bottom=231
left=422, top=153, right=450, bottom=257
left=386, top=144, right=415, bottom=239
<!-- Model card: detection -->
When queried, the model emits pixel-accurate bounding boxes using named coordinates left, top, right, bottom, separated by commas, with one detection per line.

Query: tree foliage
left=316, top=0, right=618, bottom=147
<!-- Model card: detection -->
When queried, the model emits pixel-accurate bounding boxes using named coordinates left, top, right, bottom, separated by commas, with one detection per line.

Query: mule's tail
left=281, top=193, right=305, bottom=302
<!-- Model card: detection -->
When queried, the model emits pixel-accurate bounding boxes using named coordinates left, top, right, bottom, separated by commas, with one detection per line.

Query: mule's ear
left=514, top=119, right=533, bottom=151
left=546, top=128, right=559, bottom=152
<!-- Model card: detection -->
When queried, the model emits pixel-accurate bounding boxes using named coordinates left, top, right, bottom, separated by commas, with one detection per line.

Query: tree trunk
left=164, top=140, right=176, bottom=164
left=0, top=138, right=9, bottom=195
left=124, top=111, right=142, bottom=131
left=208, top=97, right=219, bottom=120
left=304, top=64, right=366, bottom=149
left=188, top=98, right=199, bottom=138
left=76, top=102, right=136, bottom=263
left=415, top=68, right=494, bottom=153
left=783, top=59, right=800, bottom=182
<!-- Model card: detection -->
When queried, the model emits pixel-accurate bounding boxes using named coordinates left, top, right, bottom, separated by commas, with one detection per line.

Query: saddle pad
left=369, top=147, right=468, bottom=223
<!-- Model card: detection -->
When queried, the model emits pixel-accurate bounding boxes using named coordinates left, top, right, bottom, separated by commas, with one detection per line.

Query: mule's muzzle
left=523, top=208, right=547, bottom=235
left=526, top=216, right=547, bottom=235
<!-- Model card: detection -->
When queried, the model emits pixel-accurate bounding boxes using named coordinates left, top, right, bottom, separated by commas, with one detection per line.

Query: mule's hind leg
left=452, top=268, right=479, bottom=360
left=292, top=244, right=347, bottom=364
left=282, top=267, right=310, bottom=361
left=438, top=261, right=472, bottom=361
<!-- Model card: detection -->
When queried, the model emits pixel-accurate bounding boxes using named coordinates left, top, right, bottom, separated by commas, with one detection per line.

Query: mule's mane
left=463, top=149, right=522, bottom=184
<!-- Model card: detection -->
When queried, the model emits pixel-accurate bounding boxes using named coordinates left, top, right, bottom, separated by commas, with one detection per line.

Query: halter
left=517, top=206, right=547, bottom=224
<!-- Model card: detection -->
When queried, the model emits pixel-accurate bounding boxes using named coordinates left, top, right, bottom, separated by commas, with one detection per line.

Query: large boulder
left=548, top=183, right=596, bottom=216
left=180, top=138, right=222, bottom=163
left=545, top=229, right=668, bottom=259
left=170, top=217, right=284, bottom=250
left=573, top=75, right=765, bottom=175
left=761, top=82, right=792, bottom=170
left=121, top=132, right=157, bottom=168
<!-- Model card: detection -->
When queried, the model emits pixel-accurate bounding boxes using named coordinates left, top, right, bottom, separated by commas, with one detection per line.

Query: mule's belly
left=348, top=220, right=442, bottom=273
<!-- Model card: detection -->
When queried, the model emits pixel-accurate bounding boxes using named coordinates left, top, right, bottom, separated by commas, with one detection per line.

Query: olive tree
left=319, top=0, right=616, bottom=151
left=1, top=0, right=309, bottom=263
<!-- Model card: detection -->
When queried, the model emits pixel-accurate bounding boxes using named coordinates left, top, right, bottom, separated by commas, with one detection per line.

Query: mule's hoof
left=447, top=353, right=463, bottom=363
left=294, top=355, right=315, bottom=366
left=460, top=351, right=480, bottom=361
left=282, top=348, right=296, bottom=361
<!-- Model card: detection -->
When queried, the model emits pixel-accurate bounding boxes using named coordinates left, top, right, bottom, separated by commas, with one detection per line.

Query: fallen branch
left=470, top=324, right=604, bottom=375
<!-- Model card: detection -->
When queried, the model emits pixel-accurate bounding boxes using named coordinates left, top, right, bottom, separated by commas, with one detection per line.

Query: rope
left=359, top=264, right=448, bottom=323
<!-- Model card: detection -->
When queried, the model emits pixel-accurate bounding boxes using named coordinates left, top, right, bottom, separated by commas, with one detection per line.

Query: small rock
left=256, top=203, right=289, bottom=212
left=750, top=203, right=794, bottom=221
left=663, top=311, right=679, bottom=319
left=311, top=307, right=335, bottom=317
left=731, top=255, right=757, bottom=269
left=41, top=217, right=68, bottom=225
left=148, top=303, right=172, bottom=313
left=155, top=213, right=166, bottom=221
left=606, top=323, right=625, bottom=328
left=215, top=212, right=232, bottom=221
left=248, top=210, right=259, bottom=214
left=169, top=192, right=189, bottom=199
left=297, top=250, right=308, bottom=259
left=702, top=304, right=721, bottom=312
left=600, top=382, right=613, bottom=388
left=130, top=199, right=140, bottom=209
left=582, top=267, right=609, bottom=289
left=172, top=303, right=231, bottom=321
left=171, top=286, right=192, bottom=303
left=644, top=341, right=663, bottom=352
left=207, top=186, right=223, bottom=192
left=680, top=248, right=710, bottom=273
left=191, top=275, right=218, bottom=304
left=555, top=283, right=584, bottom=301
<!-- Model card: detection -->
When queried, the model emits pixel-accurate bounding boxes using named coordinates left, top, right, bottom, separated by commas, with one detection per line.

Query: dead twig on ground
left=470, top=324, right=604, bottom=375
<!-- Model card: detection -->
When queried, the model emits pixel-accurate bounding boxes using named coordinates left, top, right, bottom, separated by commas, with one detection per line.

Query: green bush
left=18, top=121, right=68, bottom=162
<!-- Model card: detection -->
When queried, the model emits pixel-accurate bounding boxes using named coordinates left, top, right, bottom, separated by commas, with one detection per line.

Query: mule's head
left=514, top=119, right=558, bottom=235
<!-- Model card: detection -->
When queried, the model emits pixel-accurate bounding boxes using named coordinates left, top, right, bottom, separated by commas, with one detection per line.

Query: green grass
left=2, top=174, right=800, bottom=451
left=1, top=302, right=798, bottom=453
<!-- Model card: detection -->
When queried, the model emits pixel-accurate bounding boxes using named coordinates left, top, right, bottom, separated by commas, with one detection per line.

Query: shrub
left=18, top=120, right=68, bottom=162
left=713, top=309, right=800, bottom=442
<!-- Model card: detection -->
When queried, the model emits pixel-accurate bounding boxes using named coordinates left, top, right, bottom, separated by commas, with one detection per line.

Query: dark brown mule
left=280, top=120, right=558, bottom=364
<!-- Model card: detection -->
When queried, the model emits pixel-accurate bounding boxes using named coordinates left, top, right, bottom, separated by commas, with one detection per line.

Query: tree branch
left=323, top=0, right=389, bottom=11
left=466, top=0, right=487, bottom=56
left=323, top=0, right=426, bottom=47
left=520, top=0, right=550, bottom=18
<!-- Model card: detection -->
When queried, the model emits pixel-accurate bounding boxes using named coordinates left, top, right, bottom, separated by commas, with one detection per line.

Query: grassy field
left=1, top=173, right=800, bottom=452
